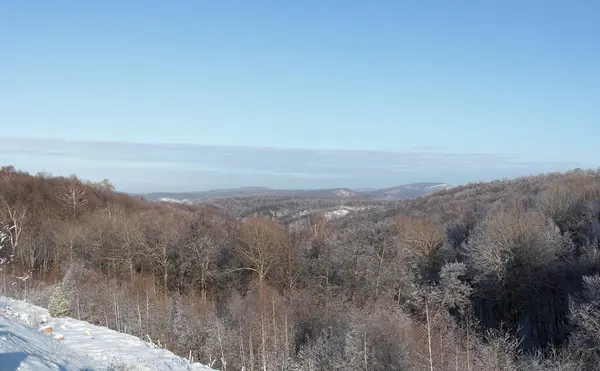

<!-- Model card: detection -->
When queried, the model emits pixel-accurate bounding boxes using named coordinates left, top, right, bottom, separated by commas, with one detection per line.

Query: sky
left=1, top=0, right=599, bottom=192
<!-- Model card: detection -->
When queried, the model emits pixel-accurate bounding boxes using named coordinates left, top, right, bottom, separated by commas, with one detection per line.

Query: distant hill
left=141, top=182, right=451, bottom=203
left=359, top=182, right=452, bottom=200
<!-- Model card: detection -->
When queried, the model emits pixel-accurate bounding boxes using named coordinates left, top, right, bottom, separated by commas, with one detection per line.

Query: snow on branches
left=0, top=224, right=15, bottom=267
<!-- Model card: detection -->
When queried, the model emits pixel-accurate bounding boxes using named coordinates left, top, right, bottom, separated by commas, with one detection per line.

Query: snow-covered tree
left=0, top=224, right=14, bottom=267
left=0, top=225, right=7, bottom=251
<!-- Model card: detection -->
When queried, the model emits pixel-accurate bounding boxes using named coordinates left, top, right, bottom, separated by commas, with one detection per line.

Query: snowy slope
left=0, top=312, right=94, bottom=370
left=0, top=296, right=216, bottom=371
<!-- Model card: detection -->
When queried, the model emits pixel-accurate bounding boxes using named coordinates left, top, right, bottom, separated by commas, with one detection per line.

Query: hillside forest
left=2, top=165, right=600, bottom=370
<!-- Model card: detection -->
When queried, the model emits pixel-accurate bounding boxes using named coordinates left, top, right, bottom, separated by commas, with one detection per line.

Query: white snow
left=426, top=183, right=451, bottom=190
left=323, top=208, right=351, bottom=219
left=0, top=296, right=216, bottom=371
left=158, top=197, right=193, bottom=204
left=322, top=206, right=366, bottom=220
left=333, top=189, right=354, bottom=197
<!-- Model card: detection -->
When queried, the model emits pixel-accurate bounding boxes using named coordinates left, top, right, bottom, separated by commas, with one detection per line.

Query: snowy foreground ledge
left=0, top=296, right=216, bottom=371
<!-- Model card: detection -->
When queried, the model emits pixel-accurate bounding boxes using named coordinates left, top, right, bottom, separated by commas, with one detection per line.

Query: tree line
left=2, top=165, right=600, bottom=370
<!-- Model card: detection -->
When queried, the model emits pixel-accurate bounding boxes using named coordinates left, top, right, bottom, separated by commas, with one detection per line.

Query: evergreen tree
left=48, top=286, right=71, bottom=317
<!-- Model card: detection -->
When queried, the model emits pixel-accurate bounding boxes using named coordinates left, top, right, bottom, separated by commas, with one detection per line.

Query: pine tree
left=48, top=286, right=71, bottom=317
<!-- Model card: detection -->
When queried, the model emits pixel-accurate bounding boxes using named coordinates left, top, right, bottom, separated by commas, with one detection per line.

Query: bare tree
left=110, top=205, right=142, bottom=282
left=55, top=222, right=83, bottom=264
left=0, top=197, right=28, bottom=257
left=59, top=183, right=88, bottom=218
left=141, top=210, right=183, bottom=294
left=238, top=216, right=288, bottom=371
left=394, top=215, right=446, bottom=275
left=188, top=230, right=215, bottom=301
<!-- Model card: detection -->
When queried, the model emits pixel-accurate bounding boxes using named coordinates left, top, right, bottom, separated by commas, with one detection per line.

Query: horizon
left=1, top=1, right=599, bottom=191
left=138, top=181, right=449, bottom=195
left=0, top=138, right=583, bottom=193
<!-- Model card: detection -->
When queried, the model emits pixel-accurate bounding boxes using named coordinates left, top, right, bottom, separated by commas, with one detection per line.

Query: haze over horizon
left=1, top=1, right=599, bottom=192
left=0, top=138, right=585, bottom=193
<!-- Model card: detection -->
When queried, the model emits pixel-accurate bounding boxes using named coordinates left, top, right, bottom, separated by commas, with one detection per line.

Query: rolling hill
left=142, top=182, right=451, bottom=203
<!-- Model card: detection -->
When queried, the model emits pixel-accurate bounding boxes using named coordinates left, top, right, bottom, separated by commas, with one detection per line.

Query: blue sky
left=1, top=0, right=599, bottom=192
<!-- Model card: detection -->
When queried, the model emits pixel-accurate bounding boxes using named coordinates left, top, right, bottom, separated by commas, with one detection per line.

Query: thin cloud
left=0, top=138, right=584, bottom=192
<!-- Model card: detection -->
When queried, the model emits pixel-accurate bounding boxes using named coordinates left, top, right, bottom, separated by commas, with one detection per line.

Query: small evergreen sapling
left=48, top=286, right=71, bottom=317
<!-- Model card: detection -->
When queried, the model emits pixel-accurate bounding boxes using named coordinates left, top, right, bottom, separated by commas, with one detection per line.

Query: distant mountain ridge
left=360, top=182, right=452, bottom=200
left=142, top=182, right=451, bottom=203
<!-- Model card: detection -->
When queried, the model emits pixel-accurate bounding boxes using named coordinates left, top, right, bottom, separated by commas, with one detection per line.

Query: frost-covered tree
left=0, top=223, right=14, bottom=269
left=0, top=224, right=7, bottom=252
left=466, top=206, right=574, bottom=350
left=567, top=274, right=600, bottom=369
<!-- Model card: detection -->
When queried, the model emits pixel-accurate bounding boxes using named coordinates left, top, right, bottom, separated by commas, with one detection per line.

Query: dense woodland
left=2, top=165, right=600, bottom=370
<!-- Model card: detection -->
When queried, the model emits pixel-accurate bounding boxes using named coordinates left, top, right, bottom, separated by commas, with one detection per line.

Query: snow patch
left=322, top=206, right=366, bottom=220
left=333, top=189, right=355, bottom=197
left=426, top=183, right=451, bottom=190
left=0, top=296, right=216, bottom=370
left=323, top=208, right=351, bottom=219
left=158, top=197, right=193, bottom=204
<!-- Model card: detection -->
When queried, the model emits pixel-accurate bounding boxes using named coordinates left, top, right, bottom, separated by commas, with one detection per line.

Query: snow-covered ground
left=322, top=206, right=368, bottom=220
left=322, top=207, right=351, bottom=219
left=426, top=183, right=452, bottom=191
left=0, top=296, right=216, bottom=371
left=157, top=197, right=194, bottom=205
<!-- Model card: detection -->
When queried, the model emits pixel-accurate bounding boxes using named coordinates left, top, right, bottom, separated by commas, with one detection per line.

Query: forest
left=1, top=165, right=600, bottom=370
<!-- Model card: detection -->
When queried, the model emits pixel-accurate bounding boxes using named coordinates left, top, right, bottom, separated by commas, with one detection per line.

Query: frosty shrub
left=48, top=286, right=71, bottom=317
